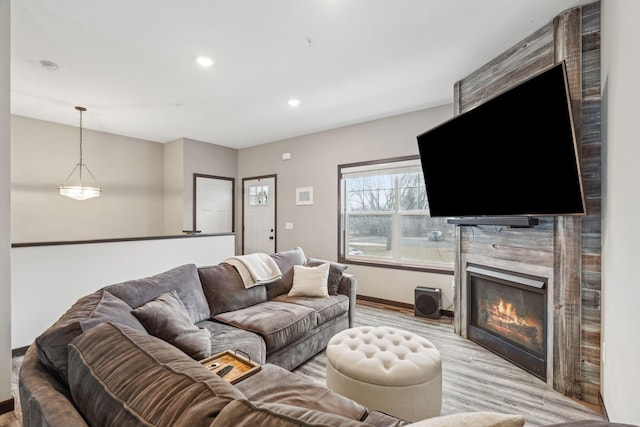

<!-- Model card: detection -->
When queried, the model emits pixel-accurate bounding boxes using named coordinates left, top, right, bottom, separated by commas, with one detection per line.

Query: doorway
left=242, top=175, right=276, bottom=254
left=193, top=174, right=234, bottom=234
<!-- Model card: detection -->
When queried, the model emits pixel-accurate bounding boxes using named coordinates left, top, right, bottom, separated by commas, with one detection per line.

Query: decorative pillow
left=403, top=412, right=525, bottom=427
left=198, top=263, right=267, bottom=315
left=80, top=290, right=145, bottom=332
left=305, top=258, right=347, bottom=295
left=132, top=290, right=211, bottom=360
left=266, top=247, right=307, bottom=298
left=288, top=263, right=331, bottom=298
left=105, top=263, right=211, bottom=323
left=68, top=322, right=244, bottom=427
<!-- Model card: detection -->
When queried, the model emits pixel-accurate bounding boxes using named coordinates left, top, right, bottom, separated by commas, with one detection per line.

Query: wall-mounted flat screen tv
left=417, top=61, right=586, bottom=220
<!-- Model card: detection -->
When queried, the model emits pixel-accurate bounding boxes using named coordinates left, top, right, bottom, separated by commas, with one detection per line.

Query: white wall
left=11, top=234, right=235, bottom=349
left=601, top=0, right=640, bottom=423
left=0, top=0, right=12, bottom=406
left=238, top=105, right=455, bottom=307
left=11, top=115, right=165, bottom=242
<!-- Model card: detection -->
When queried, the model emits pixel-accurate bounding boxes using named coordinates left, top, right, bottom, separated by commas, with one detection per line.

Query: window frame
left=337, top=155, right=454, bottom=274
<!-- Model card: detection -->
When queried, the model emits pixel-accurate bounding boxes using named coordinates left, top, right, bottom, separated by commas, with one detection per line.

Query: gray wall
left=10, top=119, right=238, bottom=242
left=601, top=0, right=640, bottom=423
left=11, top=115, right=165, bottom=242
left=163, top=139, right=184, bottom=234
left=238, top=105, right=456, bottom=307
left=1, top=0, right=11, bottom=406
left=182, top=138, right=237, bottom=232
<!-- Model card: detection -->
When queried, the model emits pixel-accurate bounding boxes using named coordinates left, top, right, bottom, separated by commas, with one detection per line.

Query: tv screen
left=417, top=62, right=586, bottom=219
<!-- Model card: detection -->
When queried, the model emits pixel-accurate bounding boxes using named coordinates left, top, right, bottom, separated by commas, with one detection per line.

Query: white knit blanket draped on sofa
left=225, top=253, right=282, bottom=288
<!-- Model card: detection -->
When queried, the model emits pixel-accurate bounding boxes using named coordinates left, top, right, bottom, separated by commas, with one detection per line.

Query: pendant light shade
left=58, top=106, right=101, bottom=200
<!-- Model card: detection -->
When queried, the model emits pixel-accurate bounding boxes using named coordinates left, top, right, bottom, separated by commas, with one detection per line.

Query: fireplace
left=467, top=265, right=547, bottom=380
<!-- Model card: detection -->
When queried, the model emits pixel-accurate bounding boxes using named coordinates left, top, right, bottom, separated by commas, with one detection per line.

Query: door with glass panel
left=243, top=175, right=276, bottom=254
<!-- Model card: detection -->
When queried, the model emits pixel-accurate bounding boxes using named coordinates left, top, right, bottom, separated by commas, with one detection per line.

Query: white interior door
left=243, top=176, right=276, bottom=254
left=195, top=175, right=233, bottom=233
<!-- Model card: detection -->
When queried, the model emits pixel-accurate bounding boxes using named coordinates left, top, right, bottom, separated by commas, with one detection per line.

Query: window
left=248, top=184, right=270, bottom=206
left=339, top=156, right=454, bottom=271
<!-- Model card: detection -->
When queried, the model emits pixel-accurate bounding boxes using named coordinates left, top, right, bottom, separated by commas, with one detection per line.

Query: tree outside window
left=339, top=157, right=454, bottom=270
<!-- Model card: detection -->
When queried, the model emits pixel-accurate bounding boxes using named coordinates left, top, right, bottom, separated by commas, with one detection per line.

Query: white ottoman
left=326, top=326, right=442, bottom=422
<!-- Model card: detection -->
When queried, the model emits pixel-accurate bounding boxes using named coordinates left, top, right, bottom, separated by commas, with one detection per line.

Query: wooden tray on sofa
left=200, top=350, right=261, bottom=384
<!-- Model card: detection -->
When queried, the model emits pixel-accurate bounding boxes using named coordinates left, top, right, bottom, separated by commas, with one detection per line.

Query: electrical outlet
left=285, top=222, right=294, bottom=230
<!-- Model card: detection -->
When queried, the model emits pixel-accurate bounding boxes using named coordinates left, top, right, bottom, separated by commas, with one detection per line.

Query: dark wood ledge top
left=11, top=232, right=235, bottom=248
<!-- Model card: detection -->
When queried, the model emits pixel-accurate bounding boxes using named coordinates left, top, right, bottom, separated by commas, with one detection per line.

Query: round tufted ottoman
left=325, top=326, right=442, bottom=422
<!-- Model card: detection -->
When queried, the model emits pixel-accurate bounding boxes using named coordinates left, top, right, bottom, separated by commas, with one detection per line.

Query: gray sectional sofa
left=20, top=245, right=623, bottom=426
left=20, top=247, right=387, bottom=426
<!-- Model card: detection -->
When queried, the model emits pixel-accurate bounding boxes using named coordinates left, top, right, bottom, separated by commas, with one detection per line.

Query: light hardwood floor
left=1, top=301, right=604, bottom=426
left=294, top=301, right=605, bottom=427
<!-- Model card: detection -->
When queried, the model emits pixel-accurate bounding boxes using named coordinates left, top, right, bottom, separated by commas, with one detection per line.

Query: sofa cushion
left=197, top=320, right=267, bottom=364
left=211, top=399, right=370, bottom=427
left=305, top=258, right=347, bottom=295
left=67, top=322, right=245, bottom=427
left=272, top=294, right=350, bottom=325
left=266, top=247, right=307, bottom=299
left=235, top=363, right=369, bottom=422
left=105, top=263, right=211, bottom=323
left=288, top=263, right=331, bottom=298
left=198, top=262, right=267, bottom=315
left=132, top=290, right=211, bottom=360
left=34, top=289, right=147, bottom=382
left=213, top=301, right=316, bottom=353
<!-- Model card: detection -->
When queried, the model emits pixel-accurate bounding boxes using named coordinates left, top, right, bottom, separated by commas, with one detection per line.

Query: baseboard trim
left=356, top=295, right=455, bottom=320
left=12, top=345, right=29, bottom=358
left=599, top=393, right=609, bottom=421
left=0, top=397, right=14, bottom=416
left=441, top=309, right=454, bottom=318
left=356, top=294, right=414, bottom=310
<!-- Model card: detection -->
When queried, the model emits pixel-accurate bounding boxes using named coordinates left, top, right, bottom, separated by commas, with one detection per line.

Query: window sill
left=338, top=257, right=454, bottom=275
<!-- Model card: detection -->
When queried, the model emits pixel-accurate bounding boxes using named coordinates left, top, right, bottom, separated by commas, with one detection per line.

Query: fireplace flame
left=492, top=298, right=528, bottom=326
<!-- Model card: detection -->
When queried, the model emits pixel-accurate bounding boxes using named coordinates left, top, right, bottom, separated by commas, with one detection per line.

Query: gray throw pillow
left=132, top=290, right=211, bottom=360
left=266, top=247, right=307, bottom=298
left=80, top=290, right=145, bottom=332
left=105, top=264, right=211, bottom=323
left=305, top=258, right=347, bottom=295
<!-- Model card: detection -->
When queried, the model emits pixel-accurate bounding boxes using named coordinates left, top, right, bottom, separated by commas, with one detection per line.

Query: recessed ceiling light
left=288, top=99, right=300, bottom=107
left=196, top=57, right=213, bottom=67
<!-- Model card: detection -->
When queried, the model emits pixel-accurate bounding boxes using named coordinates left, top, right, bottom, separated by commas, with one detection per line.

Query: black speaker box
left=415, top=286, right=441, bottom=319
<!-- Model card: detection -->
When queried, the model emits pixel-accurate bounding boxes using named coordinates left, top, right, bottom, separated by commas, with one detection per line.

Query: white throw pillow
left=403, top=412, right=525, bottom=427
left=288, top=263, right=331, bottom=298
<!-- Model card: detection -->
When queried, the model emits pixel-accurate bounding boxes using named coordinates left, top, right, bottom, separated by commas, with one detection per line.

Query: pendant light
left=58, top=106, right=101, bottom=200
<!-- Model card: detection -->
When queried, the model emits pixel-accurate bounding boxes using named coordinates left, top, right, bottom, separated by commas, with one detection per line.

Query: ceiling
left=11, top=0, right=592, bottom=149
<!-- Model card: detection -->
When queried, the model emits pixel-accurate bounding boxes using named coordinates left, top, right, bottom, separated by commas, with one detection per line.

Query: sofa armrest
left=19, top=345, right=89, bottom=427
left=338, top=273, right=357, bottom=327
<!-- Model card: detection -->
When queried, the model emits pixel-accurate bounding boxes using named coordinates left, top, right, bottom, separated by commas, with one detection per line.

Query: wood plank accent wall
left=452, top=2, right=601, bottom=404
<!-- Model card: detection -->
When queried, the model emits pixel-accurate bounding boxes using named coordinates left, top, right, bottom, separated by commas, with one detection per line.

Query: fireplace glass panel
left=470, top=275, right=545, bottom=358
